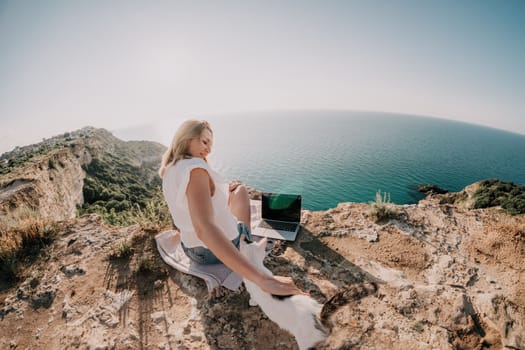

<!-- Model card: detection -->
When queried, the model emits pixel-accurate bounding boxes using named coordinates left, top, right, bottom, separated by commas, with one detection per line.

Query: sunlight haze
left=1, top=0, right=524, bottom=153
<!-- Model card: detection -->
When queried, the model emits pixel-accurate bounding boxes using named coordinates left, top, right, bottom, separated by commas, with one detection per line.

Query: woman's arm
left=187, top=168, right=305, bottom=296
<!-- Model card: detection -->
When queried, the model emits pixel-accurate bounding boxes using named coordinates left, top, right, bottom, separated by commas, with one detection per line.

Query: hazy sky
left=1, top=0, right=524, bottom=153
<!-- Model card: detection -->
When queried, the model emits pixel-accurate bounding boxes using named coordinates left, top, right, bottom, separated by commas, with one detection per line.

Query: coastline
left=1, top=127, right=524, bottom=348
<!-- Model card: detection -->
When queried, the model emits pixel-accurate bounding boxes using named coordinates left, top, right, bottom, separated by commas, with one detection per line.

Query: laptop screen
left=261, top=193, right=302, bottom=222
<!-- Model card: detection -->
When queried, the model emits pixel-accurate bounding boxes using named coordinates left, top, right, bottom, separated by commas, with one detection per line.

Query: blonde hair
left=158, top=120, right=213, bottom=178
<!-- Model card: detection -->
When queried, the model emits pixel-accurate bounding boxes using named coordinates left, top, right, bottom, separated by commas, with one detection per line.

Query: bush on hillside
left=502, top=192, right=525, bottom=215
left=79, top=155, right=171, bottom=228
left=0, top=144, right=68, bottom=175
left=133, top=193, right=173, bottom=232
left=368, top=190, right=400, bottom=223
left=0, top=207, right=60, bottom=282
left=472, top=179, right=525, bottom=215
left=48, top=158, right=56, bottom=170
left=108, top=239, right=134, bottom=260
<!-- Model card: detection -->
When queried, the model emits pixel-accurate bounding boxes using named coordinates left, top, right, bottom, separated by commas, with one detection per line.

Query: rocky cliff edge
left=0, top=129, right=523, bottom=349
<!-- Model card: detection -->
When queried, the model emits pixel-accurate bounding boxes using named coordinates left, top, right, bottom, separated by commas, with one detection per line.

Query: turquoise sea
left=201, top=111, right=525, bottom=211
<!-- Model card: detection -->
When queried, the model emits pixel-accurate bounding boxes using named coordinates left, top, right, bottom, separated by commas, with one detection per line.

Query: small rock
left=60, top=265, right=85, bottom=277
left=438, top=255, right=454, bottom=269
left=17, top=288, right=29, bottom=300
left=31, top=290, right=56, bottom=309
left=151, top=311, right=167, bottom=323
left=417, top=184, right=448, bottom=195
left=0, top=306, right=16, bottom=320
left=397, top=290, right=418, bottom=315
left=333, top=229, right=349, bottom=237
left=154, top=280, right=164, bottom=289
left=356, top=229, right=379, bottom=242
left=190, top=334, right=202, bottom=342
left=97, top=309, right=119, bottom=327
left=62, top=299, right=75, bottom=322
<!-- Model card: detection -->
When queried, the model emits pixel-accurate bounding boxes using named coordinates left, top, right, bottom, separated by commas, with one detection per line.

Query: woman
left=159, top=119, right=305, bottom=296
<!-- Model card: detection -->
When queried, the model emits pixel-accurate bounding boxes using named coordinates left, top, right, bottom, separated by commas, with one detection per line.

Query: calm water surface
left=199, top=111, right=525, bottom=210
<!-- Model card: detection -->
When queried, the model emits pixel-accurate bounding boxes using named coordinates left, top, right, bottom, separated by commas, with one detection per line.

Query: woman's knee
left=229, top=184, right=251, bottom=223
left=230, top=183, right=248, bottom=200
left=234, top=184, right=248, bottom=197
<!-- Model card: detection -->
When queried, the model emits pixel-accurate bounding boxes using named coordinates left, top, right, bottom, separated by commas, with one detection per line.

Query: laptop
left=252, top=192, right=302, bottom=241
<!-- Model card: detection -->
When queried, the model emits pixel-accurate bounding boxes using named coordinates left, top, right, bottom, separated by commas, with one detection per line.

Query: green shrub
left=104, top=208, right=135, bottom=226
left=79, top=155, right=165, bottom=226
left=133, top=193, right=173, bottom=232
left=412, top=320, right=425, bottom=333
left=136, top=253, right=155, bottom=273
left=502, top=192, right=525, bottom=215
left=472, top=179, right=525, bottom=215
left=48, top=158, right=56, bottom=170
left=109, top=240, right=134, bottom=259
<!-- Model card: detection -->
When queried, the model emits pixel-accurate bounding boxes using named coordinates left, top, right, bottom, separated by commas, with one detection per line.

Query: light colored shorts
left=181, top=222, right=252, bottom=265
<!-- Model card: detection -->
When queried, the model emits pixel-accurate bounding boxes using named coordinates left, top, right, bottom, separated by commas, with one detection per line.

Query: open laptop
left=252, top=192, right=302, bottom=241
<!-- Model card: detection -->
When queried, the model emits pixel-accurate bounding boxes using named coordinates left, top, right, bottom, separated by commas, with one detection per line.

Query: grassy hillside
left=0, top=127, right=173, bottom=285
left=78, top=152, right=172, bottom=228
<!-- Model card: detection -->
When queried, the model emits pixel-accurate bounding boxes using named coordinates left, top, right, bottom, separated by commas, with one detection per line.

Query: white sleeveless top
left=162, top=157, right=239, bottom=248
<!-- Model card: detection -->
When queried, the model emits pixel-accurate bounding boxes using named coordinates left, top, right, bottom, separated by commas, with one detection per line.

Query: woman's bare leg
left=228, top=184, right=251, bottom=229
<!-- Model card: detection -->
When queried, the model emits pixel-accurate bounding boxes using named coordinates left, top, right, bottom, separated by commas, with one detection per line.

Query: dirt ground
left=1, top=197, right=525, bottom=349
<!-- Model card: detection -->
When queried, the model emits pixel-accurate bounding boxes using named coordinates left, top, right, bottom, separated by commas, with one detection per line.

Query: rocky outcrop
left=302, top=199, right=524, bottom=349
left=0, top=146, right=88, bottom=221
left=1, top=129, right=523, bottom=349
left=417, top=184, right=449, bottom=195
left=1, top=193, right=524, bottom=349
left=0, top=127, right=165, bottom=221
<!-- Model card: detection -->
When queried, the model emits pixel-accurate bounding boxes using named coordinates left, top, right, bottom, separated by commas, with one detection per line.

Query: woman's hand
left=229, top=182, right=241, bottom=192
left=258, top=274, right=309, bottom=296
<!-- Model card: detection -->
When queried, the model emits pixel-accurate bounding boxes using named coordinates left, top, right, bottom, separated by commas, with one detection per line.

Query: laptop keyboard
left=259, top=220, right=298, bottom=231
